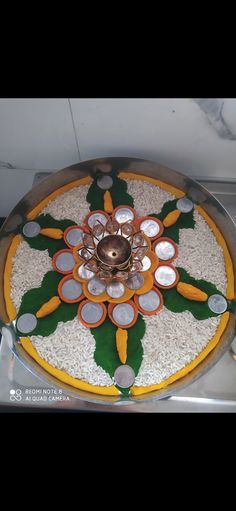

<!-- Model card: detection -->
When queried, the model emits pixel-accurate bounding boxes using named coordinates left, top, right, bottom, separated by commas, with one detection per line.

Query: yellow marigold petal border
left=20, top=337, right=119, bottom=396
left=4, top=234, right=22, bottom=321
left=118, top=171, right=185, bottom=198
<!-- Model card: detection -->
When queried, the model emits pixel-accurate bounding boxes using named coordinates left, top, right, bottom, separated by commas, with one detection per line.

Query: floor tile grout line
left=68, top=98, right=81, bottom=161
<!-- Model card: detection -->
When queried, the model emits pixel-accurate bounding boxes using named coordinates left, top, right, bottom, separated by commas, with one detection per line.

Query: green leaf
left=93, top=313, right=145, bottom=395
left=162, top=267, right=228, bottom=320
left=126, top=315, right=145, bottom=375
left=93, top=317, right=120, bottom=376
left=149, top=199, right=195, bottom=243
left=86, top=170, right=134, bottom=211
left=16, top=271, right=78, bottom=337
left=21, top=214, right=76, bottom=257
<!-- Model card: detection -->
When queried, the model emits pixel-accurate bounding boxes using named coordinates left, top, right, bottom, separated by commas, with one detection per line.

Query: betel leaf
left=86, top=170, right=134, bottom=211
left=126, top=315, right=145, bottom=375
left=16, top=271, right=78, bottom=337
left=93, top=313, right=145, bottom=395
left=149, top=199, right=195, bottom=243
left=21, top=214, right=76, bottom=257
left=93, top=318, right=120, bottom=376
left=162, top=267, right=228, bottom=320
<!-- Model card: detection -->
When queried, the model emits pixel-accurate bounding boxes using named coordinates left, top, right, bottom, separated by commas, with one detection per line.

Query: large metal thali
left=0, top=156, right=235, bottom=405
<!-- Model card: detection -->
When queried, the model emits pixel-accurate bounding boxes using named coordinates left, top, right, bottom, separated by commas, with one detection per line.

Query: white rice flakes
left=124, top=178, right=175, bottom=216
left=174, top=210, right=227, bottom=294
left=11, top=241, right=52, bottom=311
left=41, top=184, right=91, bottom=225
left=31, top=319, right=113, bottom=386
left=134, top=309, right=221, bottom=386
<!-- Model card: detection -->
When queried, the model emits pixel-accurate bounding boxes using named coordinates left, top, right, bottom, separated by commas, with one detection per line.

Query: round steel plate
left=1, top=156, right=235, bottom=405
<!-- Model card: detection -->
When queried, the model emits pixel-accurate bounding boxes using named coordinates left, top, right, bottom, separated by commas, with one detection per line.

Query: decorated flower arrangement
left=8, top=169, right=232, bottom=395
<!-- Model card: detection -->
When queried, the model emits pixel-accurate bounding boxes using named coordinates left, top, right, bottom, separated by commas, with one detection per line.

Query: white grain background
left=0, top=98, right=236, bottom=217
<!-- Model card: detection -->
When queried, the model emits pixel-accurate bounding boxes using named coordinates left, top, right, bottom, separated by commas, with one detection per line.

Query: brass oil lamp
left=78, top=217, right=149, bottom=283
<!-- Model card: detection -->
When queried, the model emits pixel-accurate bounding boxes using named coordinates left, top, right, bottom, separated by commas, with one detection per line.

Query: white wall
left=0, top=98, right=236, bottom=217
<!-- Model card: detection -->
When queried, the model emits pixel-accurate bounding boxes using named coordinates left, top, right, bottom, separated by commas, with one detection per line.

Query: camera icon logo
left=10, top=389, right=22, bottom=401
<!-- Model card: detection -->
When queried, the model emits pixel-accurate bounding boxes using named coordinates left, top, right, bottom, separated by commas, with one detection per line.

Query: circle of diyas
left=51, top=204, right=182, bottom=332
